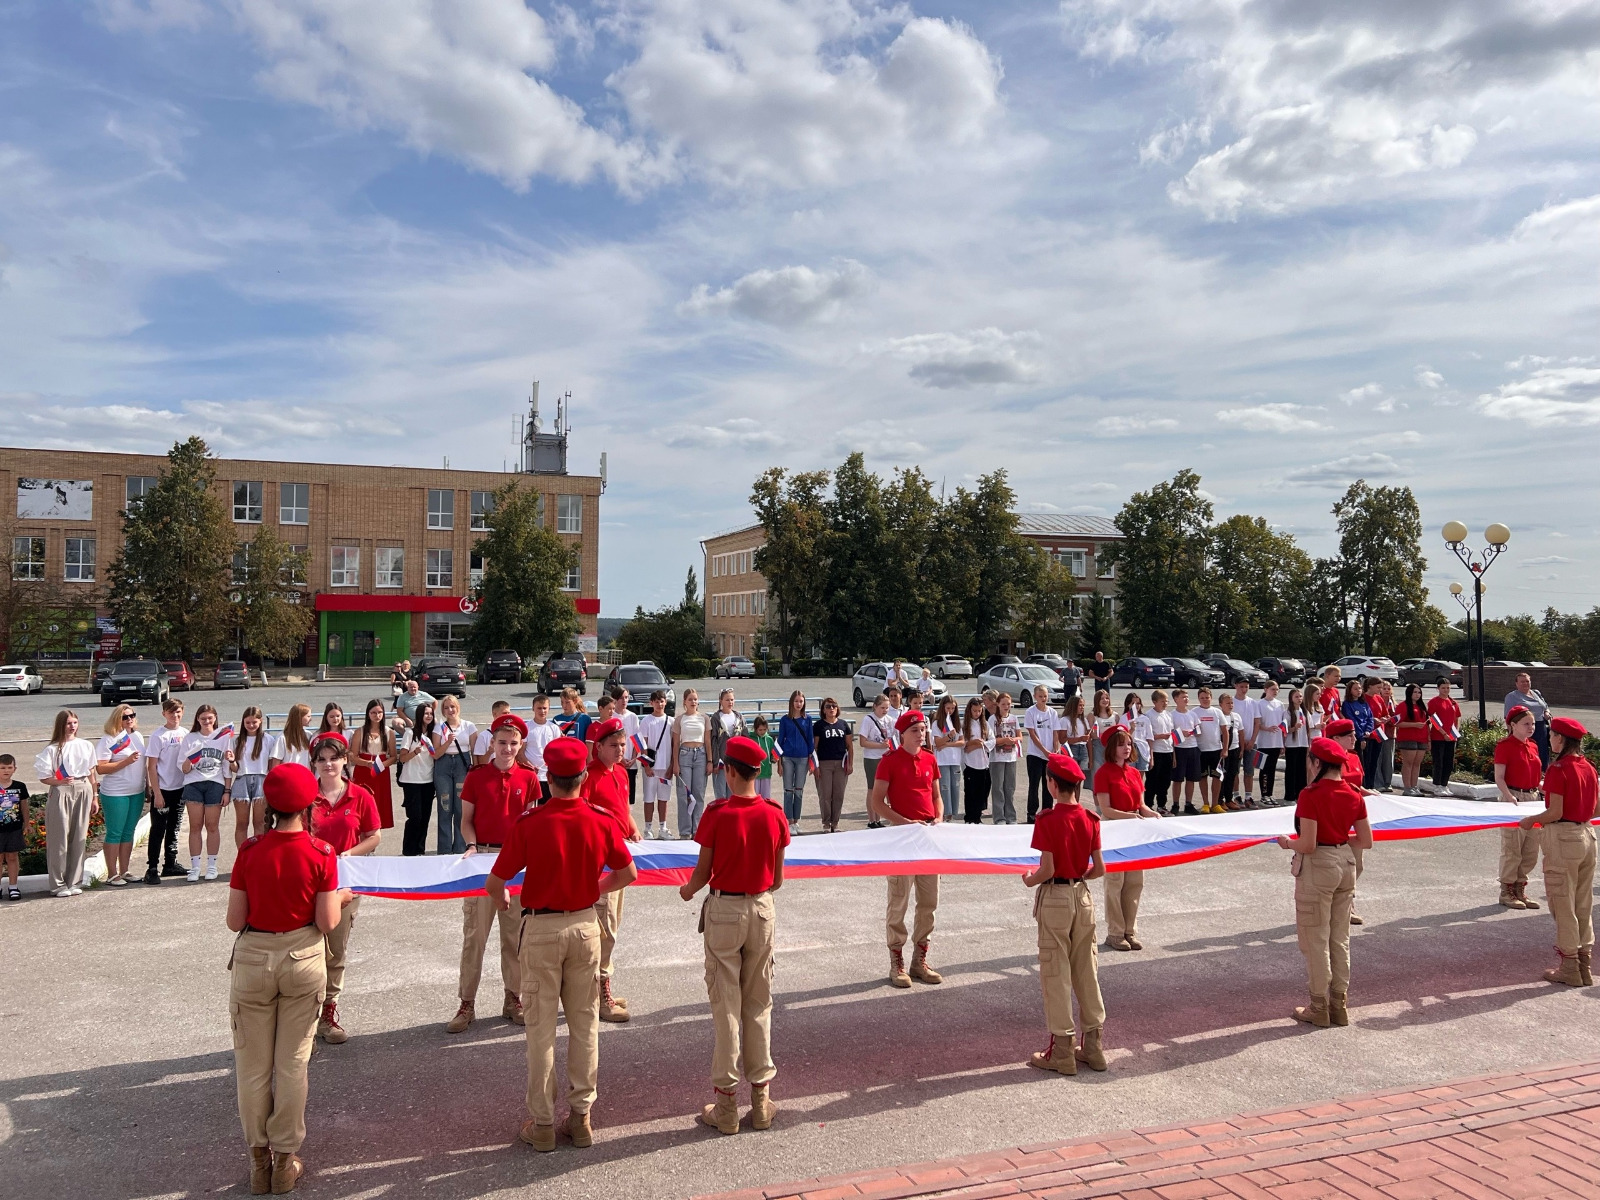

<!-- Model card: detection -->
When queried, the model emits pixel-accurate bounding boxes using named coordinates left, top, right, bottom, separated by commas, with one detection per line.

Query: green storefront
left=318, top=609, right=411, bottom=668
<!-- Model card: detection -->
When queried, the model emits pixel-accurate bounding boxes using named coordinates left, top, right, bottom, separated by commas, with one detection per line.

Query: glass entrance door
left=352, top=630, right=375, bottom=667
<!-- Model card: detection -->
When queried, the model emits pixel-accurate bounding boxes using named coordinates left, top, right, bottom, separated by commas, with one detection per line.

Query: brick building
left=1, top=439, right=601, bottom=667
left=700, top=513, right=1122, bottom=657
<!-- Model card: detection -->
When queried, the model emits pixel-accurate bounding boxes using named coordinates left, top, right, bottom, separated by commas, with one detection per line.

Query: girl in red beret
left=1517, top=717, right=1596, bottom=986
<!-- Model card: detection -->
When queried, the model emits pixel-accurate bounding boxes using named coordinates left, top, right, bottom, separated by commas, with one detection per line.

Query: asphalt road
left=3, top=749, right=1597, bottom=1199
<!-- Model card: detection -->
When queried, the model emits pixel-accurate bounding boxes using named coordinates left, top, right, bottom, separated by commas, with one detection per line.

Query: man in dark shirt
left=1090, top=652, right=1112, bottom=693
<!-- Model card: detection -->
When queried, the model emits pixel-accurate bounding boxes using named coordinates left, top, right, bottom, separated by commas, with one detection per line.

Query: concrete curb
left=15, top=809, right=152, bottom=894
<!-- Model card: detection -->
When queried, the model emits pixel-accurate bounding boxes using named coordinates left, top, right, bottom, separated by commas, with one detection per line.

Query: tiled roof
left=1014, top=513, right=1122, bottom=538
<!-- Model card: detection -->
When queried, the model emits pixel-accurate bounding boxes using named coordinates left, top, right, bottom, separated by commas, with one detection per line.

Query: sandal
left=7, top=888, right=19, bottom=901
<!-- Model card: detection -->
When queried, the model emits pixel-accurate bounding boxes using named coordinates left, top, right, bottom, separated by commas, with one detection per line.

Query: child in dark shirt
left=0, top=753, right=30, bottom=900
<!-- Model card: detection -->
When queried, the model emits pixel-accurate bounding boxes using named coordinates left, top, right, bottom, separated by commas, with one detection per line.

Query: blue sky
left=3, top=0, right=1598, bottom=619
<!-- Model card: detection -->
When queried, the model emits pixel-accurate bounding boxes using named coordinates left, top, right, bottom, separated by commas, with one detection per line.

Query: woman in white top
left=959, top=698, right=994, bottom=824
left=1057, top=694, right=1092, bottom=773
left=1023, top=685, right=1059, bottom=821
left=431, top=694, right=477, bottom=855
left=857, top=693, right=895, bottom=827
left=278, top=703, right=313, bottom=768
left=1253, top=681, right=1288, bottom=804
left=708, top=688, right=749, bottom=802
left=227, top=705, right=280, bottom=849
left=96, top=705, right=147, bottom=886
left=930, top=696, right=964, bottom=821
left=35, top=709, right=98, bottom=897
left=636, top=690, right=674, bottom=839
left=1282, top=687, right=1311, bottom=806
left=1088, top=690, right=1117, bottom=779
left=668, top=689, right=709, bottom=839
left=179, top=704, right=230, bottom=881
left=1121, top=694, right=1152, bottom=774
left=990, top=692, right=1022, bottom=824
left=396, top=699, right=437, bottom=856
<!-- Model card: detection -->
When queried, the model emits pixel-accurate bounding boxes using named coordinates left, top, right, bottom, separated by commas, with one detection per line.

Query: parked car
left=925, top=654, right=974, bottom=679
left=714, top=656, right=756, bottom=679
left=1321, top=655, right=1400, bottom=682
left=409, top=655, right=465, bottom=697
left=1163, top=657, right=1226, bottom=688
left=1110, top=657, right=1177, bottom=688
left=850, top=662, right=948, bottom=708
left=473, top=649, right=523, bottom=685
left=213, top=660, right=252, bottom=691
left=1254, top=657, right=1309, bottom=686
left=1027, top=653, right=1084, bottom=692
left=0, top=664, right=44, bottom=695
left=1483, top=660, right=1526, bottom=668
left=1203, top=655, right=1271, bottom=687
left=1397, top=658, right=1464, bottom=687
left=978, top=662, right=1067, bottom=706
left=103, top=659, right=170, bottom=706
left=604, top=662, right=677, bottom=714
left=162, top=660, right=195, bottom=691
left=537, top=651, right=587, bottom=695
left=94, top=659, right=115, bottom=690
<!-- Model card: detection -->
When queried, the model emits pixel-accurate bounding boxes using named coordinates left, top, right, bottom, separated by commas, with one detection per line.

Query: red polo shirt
left=1494, top=736, right=1542, bottom=792
left=695, top=794, right=790, bottom=893
left=1427, top=697, right=1460, bottom=741
left=1333, top=744, right=1365, bottom=791
left=491, top=796, right=632, bottom=911
left=579, top=761, right=631, bottom=832
left=309, top=783, right=380, bottom=855
left=1546, top=754, right=1599, bottom=824
left=1294, top=777, right=1367, bottom=845
left=875, top=746, right=939, bottom=822
left=229, top=830, right=337, bottom=932
left=1031, top=802, right=1100, bottom=879
left=1093, top=762, right=1144, bottom=813
left=462, top=762, right=540, bottom=845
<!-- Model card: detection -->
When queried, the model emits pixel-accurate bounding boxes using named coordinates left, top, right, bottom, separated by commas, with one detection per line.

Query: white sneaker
left=187, top=862, right=201, bottom=883
left=67, top=887, right=83, bottom=896
left=205, top=862, right=219, bottom=881
left=109, top=874, right=127, bottom=887
left=53, top=887, right=72, bottom=898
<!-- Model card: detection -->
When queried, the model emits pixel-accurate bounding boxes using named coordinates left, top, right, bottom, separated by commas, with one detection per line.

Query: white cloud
left=1514, top=193, right=1600, bottom=241
left=1215, top=402, right=1329, bottom=433
left=1359, top=429, right=1423, bottom=447
left=1478, top=366, right=1600, bottom=427
left=1341, top=382, right=1385, bottom=405
left=96, top=0, right=208, bottom=30
left=879, top=328, right=1041, bottom=389
left=681, top=260, right=870, bottom=326
left=1280, top=452, right=1403, bottom=488
left=664, top=417, right=784, bottom=451
left=1094, top=414, right=1179, bottom=436
left=1415, top=366, right=1445, bottom=389
left=831, top=419, right=927, bottom=458
left=1522, top=555, right=1572, bottom=566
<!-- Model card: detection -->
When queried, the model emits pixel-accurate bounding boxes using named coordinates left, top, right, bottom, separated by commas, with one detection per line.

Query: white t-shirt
left=1022, top=705, right=1058, bottom=759
left=233, top=730, right=282, bottom=776
left=1285, top=708, right=1311, bottom=749
left=398, top=728, right=435, bottom=784
left=524, top=719, right=560, bottom=779
left=278, top=741, right=312, bottom=768
left=1146, top=708, right=1175, bottom=754
left=961, top=716, right=994, bottom=769
left=147, top=725, right=191, bottom=792
left=991, top=713, right=1021, bottom=763
left=1233, top=695, right=1259, bottom=742
left=858, top=712, right=894, bottom=761
left=1169, top=709, right=1200, bottom=752
left=96, top=731, right=148, bottom=796
left=434, top=720, right=478, bottom=760
left=36, top=737, right=97, bottom=783
left=180, top=730, right=228, bottom=782
left=718, top=711, right=739, bottom=735
left=1220, top=711, right=1244, bottom=751
left=1058, top=714, right=1090, bottom=746
left=1254, top=699, right=1287, bottom=749
left=1192, top=706, right=1223, bottom=753
left=635, top=713, right=672, bottom=778
left=620, top=710, right=641, bottom=765
left=932, top=717, right=964, bottom=767
left=916, top=676, right=933, bottom=696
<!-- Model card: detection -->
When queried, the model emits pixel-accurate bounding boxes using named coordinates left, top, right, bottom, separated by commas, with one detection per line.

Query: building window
left=424, top=619, right=472, bottom=657
left=330, top=545, right=360, bottom=587
left=426, top=548, right=453, bottom=589
left=1096, top=555, right=1115, bottom=579
left=1055, top=549, right=1087, bottom=578
left=470, top=491, right=495, bottom=531
left=279, top=482, right=309, bottom=525
left=282, top=546, right=308, bottom=586
left=375, top=546, right=404, bottom=588
left=469, top=551, right=485, bottom=590
left=233, top=481, right=263, bottom=523
left=563, top=563, right=580, bottom=591
left=64, top=537, right=96, bottom=582
left=1067, top=595, right=1083, bottom=620
left=12, top=536, right=45, bottom=581
left=427, top=489, right=454, bottom=530
left=556, top=494, right=582, bottom=534
left=741, top=593, right=749, bottom=616
left=1101, top=595, right=1117, bottom=618
left=232, top=545, right=251, bottom=585
left=126, top=476, right=157, bottom=507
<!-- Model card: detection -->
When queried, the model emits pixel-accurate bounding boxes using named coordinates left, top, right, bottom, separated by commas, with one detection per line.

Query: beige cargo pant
left=460, top=891, right=521, bottom=1002
left=703, top=891, right=777, bottom=1092
left=1295, top=844, right=1357, bottom=999
left=1499, top=791, right=1541, bottom=886
left=1541, top=823, right=1597, bottom=956
left=228, top=926, right=325, bottom=1153
left=323, top=894, right=359, bottom=1003
left=1036, top=881, right=1105, bottom=1039
left=520, top=909, right=601, bottom=1124
left=594, top=887, right=626, bottom=979
left=1100, top=808, right=1143, bottom=942
left=886, top=874, right=938, bottom=949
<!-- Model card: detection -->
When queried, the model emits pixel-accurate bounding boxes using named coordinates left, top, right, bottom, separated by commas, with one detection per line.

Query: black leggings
left=400, top=781, right=435, bottom=856
left=963, top=766, right=991, bottom=824
left=1258, top=749, right=1282, bottom=798
left=1220, top=749, right=1241, bottom=800
left=1145, top=752, right=1173, bottom=808
left=1430, top=740, right=1455, bottom=788
left=1025, top=755, right=1048, bottom=820
left=147, top=789, right=185, bottom=869
left=1283, top=747, right=1307, bottom=805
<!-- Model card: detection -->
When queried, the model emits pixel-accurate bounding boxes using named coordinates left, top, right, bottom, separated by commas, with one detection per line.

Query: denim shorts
left=182, top=780, right=227, bottom=807
left=231, top=773, right=265, bottom=802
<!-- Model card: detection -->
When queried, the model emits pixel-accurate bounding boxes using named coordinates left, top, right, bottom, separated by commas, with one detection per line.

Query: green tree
left=464, top=482, right=580, bottom=663
left=750, top=467, right=831, bottom=664
left=0, top=518, right=75, bottom=659
left=1075, top=594, right=1124, bottom=662
left=231, top=527, right=313, bottom=662
left=948, top=470, right=1037, bottom=658
left=1296, top=556, right=1351, bottom=664
left=1332, top=480, right=1435, bottom=656
left=107, top=437, right=235, bottom=659
left=880, top=466, right=951, bottom=659
left=1012, top=551, right=1079, bottom=657
left=1546, top=607, right=1600, bottom=665
left=1502, top=614, right=1550, bottom=663
left=814, top=453, right=887, bottom=660
left=1105, top=469, right=1213, bottom=654
left=1203, top=514, right=1314, bottom=659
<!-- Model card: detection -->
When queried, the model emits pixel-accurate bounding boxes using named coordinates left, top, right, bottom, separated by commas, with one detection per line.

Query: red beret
left=543, top=737, right=588, bottom=776
left=895, top=710, right=926, bottom=733
left=723, top=736, right=766, bottom=769
left=1310, top=737, right=1347, bottom=765
left=310, top=730, right=348, bottom=752
left=1551, top=716, right=1587, bottom=740
left=1046, top=752, right=1084, bottom=785
left=1324, top=719, right=1354, bottom=737
left=1505, top=705, right=1531, bottom=725
left=490, top=713, right=528, bottom=738
left=586, top=717, right=624, bottom=743
left=263, top=763, right=317, bottom=812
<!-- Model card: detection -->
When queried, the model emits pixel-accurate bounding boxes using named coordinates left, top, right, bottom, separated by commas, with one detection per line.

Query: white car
left=850, top=661, right=948, bottom=708
left=1321, top=655, right=1400, bottom=683
left=0, top=664, right=43, bottom=694
left=925, top=654, right=974, bottom=679
left=978, top=662, right=1067, bottom=706
left=714, top=656, right=756, bottom=679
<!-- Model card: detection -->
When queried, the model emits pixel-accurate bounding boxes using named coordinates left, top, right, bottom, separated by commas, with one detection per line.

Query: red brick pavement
left=699, top=1061, right=1600, bottom=1200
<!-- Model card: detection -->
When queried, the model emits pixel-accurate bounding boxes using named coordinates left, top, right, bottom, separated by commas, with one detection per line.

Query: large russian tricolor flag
left=337, top=794, right=1573, bottom=901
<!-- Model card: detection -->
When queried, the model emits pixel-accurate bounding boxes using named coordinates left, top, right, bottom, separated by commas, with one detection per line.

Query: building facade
left=700, top=514, right=1122, bottom=658
left=0, top=446, right=601, bottom=666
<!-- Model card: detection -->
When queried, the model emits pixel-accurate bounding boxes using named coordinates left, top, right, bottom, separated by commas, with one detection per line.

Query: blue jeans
left=939, top=765, right=961, bottom=820
left=676, top=747, right=707, bottom=838
left=434, top=752, right=469, bottom=854
left=781, top=756, right=808, bottom=824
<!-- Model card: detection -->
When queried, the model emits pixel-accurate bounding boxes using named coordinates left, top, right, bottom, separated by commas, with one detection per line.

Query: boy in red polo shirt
left=582, top=717, right=638, bottom=1023
left=487, top=736, right=636, bottom=1152
left=679, top=735, right=790, bottom=1136
left=866, top=710, right=944, bottom=988
left=1518, top=716, right=1597, bottom=987
left=1023, top=753, right=1107, bottom=1076
left=448, top=714, right=541, bottom=1035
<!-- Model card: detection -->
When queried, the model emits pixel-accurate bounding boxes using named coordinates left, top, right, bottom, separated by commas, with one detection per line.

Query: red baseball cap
left=263, top=763, right=317, bottom=812
left=543, top=737, right=588, bottom=776
left=723, top=736, right=766, bottom=769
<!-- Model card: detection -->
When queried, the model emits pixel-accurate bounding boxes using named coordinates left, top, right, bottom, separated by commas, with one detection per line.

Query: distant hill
left=597, top=617, right=627, bottom=648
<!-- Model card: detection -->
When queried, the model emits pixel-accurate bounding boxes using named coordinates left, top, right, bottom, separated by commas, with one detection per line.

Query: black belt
left=1315, top=841, right=1350, bottom=847
left=1551, top=820, right=1587, bottom=825
left=1049, top=877, right=1085, bottom=885
left=710, top=888, right=766, bottom=898
left=523, top=906, right=590, bottom=916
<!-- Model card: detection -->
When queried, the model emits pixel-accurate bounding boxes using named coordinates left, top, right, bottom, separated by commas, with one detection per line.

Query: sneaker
left=143, top=868, right=161, bottom=885
left=205, top=861, right=219, bottom=881
left=187, top=862, right=201, bottom=883
left=66, top=887, right=83, bottom=896
left=109, top=874, right=128, bottom=887
left=161, top=863, right=187, bottom=878
left=53, top=887, right=73, bottom=898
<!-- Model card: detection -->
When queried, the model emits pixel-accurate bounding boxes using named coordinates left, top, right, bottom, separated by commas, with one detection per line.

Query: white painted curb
left=14, top=809, right=152, bottom=895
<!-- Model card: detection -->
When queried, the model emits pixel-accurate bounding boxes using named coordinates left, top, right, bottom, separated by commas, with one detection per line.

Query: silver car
left=978, top=662, right=1066, bottom=707
left=925, top=654, right=974, bottom=679
left=714, top=656, right=756, bottom=679
left=850, top=661, right=948, bottom=708
left=0, top=664, right=43, bottom=695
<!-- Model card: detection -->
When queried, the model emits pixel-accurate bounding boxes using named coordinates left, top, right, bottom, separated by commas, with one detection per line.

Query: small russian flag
left=107, top=732, right=132, bottom=755
left=52, top=759, right=71, bottom=783
left=630, top=732, right=646, bottom=756
left=213, top=723, right=236, bottom=741
left=188, top=747, right=205, bottom=765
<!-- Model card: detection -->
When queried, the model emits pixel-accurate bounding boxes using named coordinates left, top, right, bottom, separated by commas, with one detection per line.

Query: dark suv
left=538, top=652, right=588, bottom=695
left=476, top=649, right=523, bottom=685
left=1109, top=657, right=1176, bottom=687
left=1163, top=657, right=1226, bottom=688
left=1255, top=657, right=1308, bottom=686
left=1203, top=655, right=1270, bottom=686
left=414, top=656, right=468, bottom=697
left=102, top=659, right=170, bottom=706
left=604, top=662, right=676, bottom=714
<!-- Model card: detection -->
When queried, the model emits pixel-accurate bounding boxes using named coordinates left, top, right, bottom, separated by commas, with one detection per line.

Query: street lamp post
left=1441, top=522, right=1511, bottom=728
